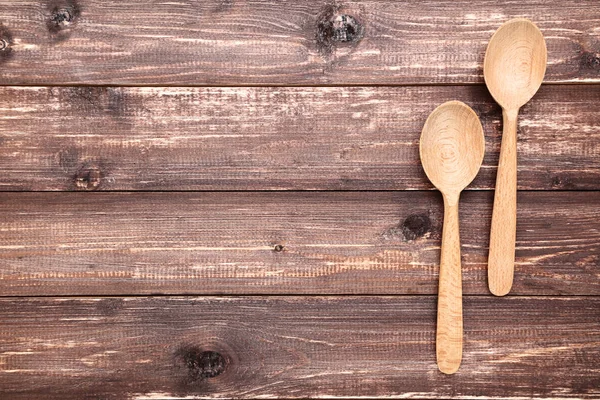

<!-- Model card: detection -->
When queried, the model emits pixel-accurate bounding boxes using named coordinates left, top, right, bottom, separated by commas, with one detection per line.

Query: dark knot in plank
left=273, top=244, right=285, bottom=252
left=0, top=25, right=13, bottom=61
left=47, top=0, right=81, bottom=37
left=74, top=163, right=103, bottom=191
left=328, top=15, right=361, bottom=43
left=401, top=214, right=432, bottom=241
left=51, top=8, right=75, bottom=28
left=316, top=6, right=363, bottom=55
left=580, top=51, right=600, bottom=71
left=550, top=174, right=574, bottom=189
left=176, top=346, right=228, bottom=382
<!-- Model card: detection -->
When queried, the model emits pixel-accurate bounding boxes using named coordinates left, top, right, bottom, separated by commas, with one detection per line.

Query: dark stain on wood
left=401, top=214, right=432, bottom=241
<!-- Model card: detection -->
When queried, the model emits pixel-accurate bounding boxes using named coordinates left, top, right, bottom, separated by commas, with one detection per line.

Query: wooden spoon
left=484, top=18, right=547, bottom=296
left=420, top=101, right=485, bottom=374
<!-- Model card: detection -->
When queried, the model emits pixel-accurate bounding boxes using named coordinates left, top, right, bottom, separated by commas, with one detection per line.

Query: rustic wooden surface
left=1, top=296, right=599, bottom=399
left=1, top=0, right=599, bottom=398
left=1, top=191, right=599, bottom=297
left=0, top=85, right=599, bottom=191
left=0, top=0, right=599, bottom=85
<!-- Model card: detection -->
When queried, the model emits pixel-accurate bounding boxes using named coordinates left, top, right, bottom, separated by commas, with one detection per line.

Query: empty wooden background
left=0, top=0, right=599, bottom=399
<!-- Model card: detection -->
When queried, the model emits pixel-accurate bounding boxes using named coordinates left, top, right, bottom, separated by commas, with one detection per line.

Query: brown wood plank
left=0, top=296, right=598, bottom=399
left=0, top=1, right=598, bottom=85
left=1, top=191, right=598, bottom=296
left=1, top=85, right=599, bottom=191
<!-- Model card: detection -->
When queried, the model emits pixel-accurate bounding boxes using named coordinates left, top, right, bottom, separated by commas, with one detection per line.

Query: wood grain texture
left=0, top=0, right=598, bottom=85
left=1, top=191, right=598, bottom=296
left=0, top=296, right=598, bottom=399
left=488, top=108, right=519, bottom=296
left=1, top=85, right=599, bottom=191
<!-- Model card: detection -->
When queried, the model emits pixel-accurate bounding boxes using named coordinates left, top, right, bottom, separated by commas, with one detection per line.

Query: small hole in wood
left=273, top=244, right=285, bottom=252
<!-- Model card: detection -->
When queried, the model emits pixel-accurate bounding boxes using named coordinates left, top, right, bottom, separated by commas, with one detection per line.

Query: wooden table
left=1, top=1, right=599, bottom=398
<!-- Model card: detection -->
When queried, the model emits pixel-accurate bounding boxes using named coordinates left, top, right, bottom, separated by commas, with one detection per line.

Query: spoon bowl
left=484, top=18, right=547, bottom=110
left=420, top=101, right=484, bottom=374
left=420, top=101, right=485, bottom=197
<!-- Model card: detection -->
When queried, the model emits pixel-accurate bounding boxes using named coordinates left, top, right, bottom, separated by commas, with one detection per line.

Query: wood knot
left=0, top=25, right=13, bottom=61
left=273, top=244, right=285, bottom=252
left=51, top=8, right=75, bottom=27
left=580, top=51, right=600, bottom=71
left=74, top=163, right=103, bottom=191
left=330, top=15, right=361, bottom=42
left=550, top=175, right=573, bottom=189
left=176, top=347, right=228, bottom=382
left=401, top=214, right=432, bottom=241
left=47, top=1, right=81, bottom=36
left=316, top=6, right=363, bottom=55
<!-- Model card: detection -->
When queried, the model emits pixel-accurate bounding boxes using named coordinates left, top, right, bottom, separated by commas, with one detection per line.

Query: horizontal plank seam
left=0, top=189, right=598, bottom=194
left=1, top=294, right=599, bottom=299
left=1, top=83, right=600, bottom=89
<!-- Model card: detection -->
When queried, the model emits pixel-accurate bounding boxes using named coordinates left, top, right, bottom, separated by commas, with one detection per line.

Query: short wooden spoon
left=420, top=101, right=485, bottom=374
left=484, top=18, right=547, bottom=296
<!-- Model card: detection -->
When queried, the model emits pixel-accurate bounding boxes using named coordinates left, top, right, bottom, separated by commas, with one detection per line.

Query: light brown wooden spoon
left=484, top=18, right=547, bottom=296
left=420, top=101, right=485, bottom=374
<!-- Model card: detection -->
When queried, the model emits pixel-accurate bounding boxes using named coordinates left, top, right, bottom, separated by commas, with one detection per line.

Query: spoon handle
left=437, top=194, right=463, bottom=374
left=488, top=108, right=518, bottom=296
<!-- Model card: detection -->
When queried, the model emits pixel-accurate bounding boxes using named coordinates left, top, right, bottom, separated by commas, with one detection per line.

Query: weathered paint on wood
left=0, top=296, right=598, bottom=399
left=0, top=85, right=599, bottom=191
left=1, top=191, right=598, bottom=296
left=0, top=0, right=598, bottom=85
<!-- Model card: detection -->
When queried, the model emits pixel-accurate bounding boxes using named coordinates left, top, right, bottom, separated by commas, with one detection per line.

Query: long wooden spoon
left=420, top=101, right=485, bottom=374
left=484, top=18, right=547, bottom=296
